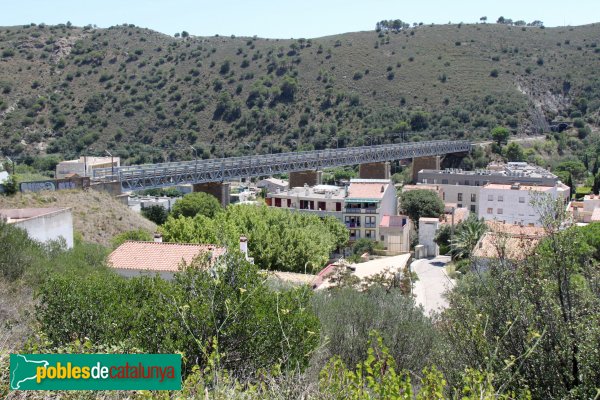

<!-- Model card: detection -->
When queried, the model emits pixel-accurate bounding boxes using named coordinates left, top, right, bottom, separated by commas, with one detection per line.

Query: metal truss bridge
left=92, top=140, right=472, bottom=191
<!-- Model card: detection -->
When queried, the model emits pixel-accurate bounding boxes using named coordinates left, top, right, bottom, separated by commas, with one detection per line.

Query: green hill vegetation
left=0, top=22, right=599, bottom=165
left=0, top=189, right=156, bottom=245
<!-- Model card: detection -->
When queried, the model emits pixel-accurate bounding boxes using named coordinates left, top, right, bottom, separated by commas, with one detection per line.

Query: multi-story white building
left=478, top=183, right=569, bottom=227
left=266, top=179, right=410, bottom=252
left=266, top=184, right=345, bottom=221
left=344, top=179, right=397, bottom=241
left=416, top=162, right=569, bottom=218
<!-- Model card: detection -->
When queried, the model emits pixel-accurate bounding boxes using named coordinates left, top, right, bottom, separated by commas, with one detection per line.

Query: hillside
left=0, top=22, right=599, bottom=165
left=0, top=189, right=156, bottom=245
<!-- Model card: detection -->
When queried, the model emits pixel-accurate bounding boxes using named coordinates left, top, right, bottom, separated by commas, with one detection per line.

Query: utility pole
left=105, top=150, right=114, bottom=177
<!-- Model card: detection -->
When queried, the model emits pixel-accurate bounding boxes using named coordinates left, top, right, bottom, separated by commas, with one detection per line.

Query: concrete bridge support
left=359, top=162, right=391, bottom=180
left=411, top=156, right=440, bottom=183
left=192, top=182, right=230, bottom=207
left=289, top=170, right=322, bottom=188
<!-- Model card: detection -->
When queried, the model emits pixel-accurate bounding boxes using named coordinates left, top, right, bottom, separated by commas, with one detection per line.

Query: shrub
left=170, top=192, right=222, bottom=218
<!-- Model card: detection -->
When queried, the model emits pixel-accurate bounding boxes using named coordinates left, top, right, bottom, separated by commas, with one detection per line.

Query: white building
left=0, top=207, right=74, bottom=248
left=257, top=178, right=289, bottom=193
left=478, top=183, right=568, bottom=227
left=416, top=162, right=566, bottom=216
left=56, top=156, right=120, bottom=178
left=267, top=184, right=345, bottom=221
left=344, top=179, right=397, bottom=242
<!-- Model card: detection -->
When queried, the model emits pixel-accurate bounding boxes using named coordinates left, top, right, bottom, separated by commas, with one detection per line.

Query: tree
left=141, top=204, right=169, bottom=225
left=555, top=160, right=586, bottom=181
left=399, top=190, right=444, bottom=225
left=504, top=142, right=524, bottom=162
left=161, top=205, right=348, bottom=273
left=480, top=16, right=487, bottom=23
left=491, top=126, right=510, bottom=146
left=440, top=194, right=600, bottom=398
left=566, top=173, right=575, bottom=198
left=449, top=215, right=487, bottom=260
left=170, top=192, right=222, bottom=219
left=111, top=229, right=153, bottom=248
left=2, top=174, right=18, bottom=196
left=181, top=31, right=189, bottom=38
left=496, top=16, right=506, bottom=24
left=592, top=172, right=600, bottom=195
left=409, top=111, right=429, bottom=131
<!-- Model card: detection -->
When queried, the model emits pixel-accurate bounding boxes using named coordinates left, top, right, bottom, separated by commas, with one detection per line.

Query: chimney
left=239, top=236, right=248, bottom=259
left=153, top=233, right=163, bottom=243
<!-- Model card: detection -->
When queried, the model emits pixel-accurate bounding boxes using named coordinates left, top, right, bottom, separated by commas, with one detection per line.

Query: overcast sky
left=1, top=0, right=598, bottom=38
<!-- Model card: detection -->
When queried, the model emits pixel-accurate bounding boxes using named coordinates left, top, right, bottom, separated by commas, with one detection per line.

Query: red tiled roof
left=379, top=215, right=408, bottom=228
left=108, top=241, right=226, bottom=272
left=485, top=221, right=546, bottom=236
left=347, top=182, right=388, bottom=199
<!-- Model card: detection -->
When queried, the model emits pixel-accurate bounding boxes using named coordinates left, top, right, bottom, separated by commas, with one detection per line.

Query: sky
left=1, top=0, right=599, bottom=38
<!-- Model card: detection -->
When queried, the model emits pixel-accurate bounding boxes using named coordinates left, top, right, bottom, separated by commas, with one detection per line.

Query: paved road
left=475, top=135, right=546, bottom=147
left=411, top=256, right=454, bottom=315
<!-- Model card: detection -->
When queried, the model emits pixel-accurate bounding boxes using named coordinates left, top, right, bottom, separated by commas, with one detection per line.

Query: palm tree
left=450, top=215, right=487, bottom=260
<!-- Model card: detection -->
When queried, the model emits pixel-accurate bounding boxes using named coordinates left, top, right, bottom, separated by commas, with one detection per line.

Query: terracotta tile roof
left=379, top=215, right=408, bottom=228
left=472, top=232, right=541, bottom=260
left=485, top=221, right=546, bottom=236
left=440, top=207, right=469, bottom=226
left=108, top=241, right=226, bottom=272
left=347, top=182, right=389, bottom=199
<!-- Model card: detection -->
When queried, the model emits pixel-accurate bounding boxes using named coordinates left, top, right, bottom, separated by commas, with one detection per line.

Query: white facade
left=0, top=207, right=74, bottom=248
left=418, top=217, right=439, bottom=257
left=478, top=184, right=558, bottom=227
left=344, top=179, right=397, bottom=242
left=257, top=178, right=289, bottom=193
left=56, top=156, right=120, bottom=178
left=267, top=184, right=345, bottom=220
left=439, top=184, right=480, bottom=214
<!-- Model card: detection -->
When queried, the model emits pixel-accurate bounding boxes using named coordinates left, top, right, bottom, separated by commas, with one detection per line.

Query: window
left=422, top=178, right=428, bottom=184
left=349, top=230, right=360, bottom=239
left=470, top=205, right=476, bottom=213
left=318, top=201, right=326, bottom=211
left=488, top=194, right=494, bottom=201
left=365, top=229, right=376, bottom=239
left=475, top=181, right=480, bottom=186
left=464, top=180, right=469, bottom=185
left=442, top=192, right=446, bottom=200
left=442, top=179, right=448, bottom=184
left=497, top=208, right=503, bottom=214
left=274, top=198, right=282, bottom=207
left=498, top=195, right=503, bottom=202
left=380, top=235, right=385, bottom=241
left=336, top=202, right=342, bottom=211
left=519, top=197, right=525, bottom=203
left=345, top=216, right=360, bottom=227
left=457, top=193, right=463, bottom=201
left=458, top=204, right=463, bottom=208
left=471, top=193, right=476, bottom=202
left=365, top=216, right=376, bottom=228
left=487, top=208, right=493, bottom=214
left=287, top=199, right=292, bottom=208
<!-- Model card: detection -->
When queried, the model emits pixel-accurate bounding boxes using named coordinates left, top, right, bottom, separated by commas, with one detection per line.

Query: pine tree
left=593, top=172, right=600, bottom=195
left=566, top=173, right=575, bottom=199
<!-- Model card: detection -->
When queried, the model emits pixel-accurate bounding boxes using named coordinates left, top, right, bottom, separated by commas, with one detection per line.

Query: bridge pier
left=192, top=182, right=230, bottom=207
left=359, top=162, right=391, bottom=180
left=411, top=156, right=440, bottom=183
left=289, top=170, right=322, bottom=188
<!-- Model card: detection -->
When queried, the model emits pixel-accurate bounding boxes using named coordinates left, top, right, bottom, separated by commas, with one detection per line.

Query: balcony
left=345, top=222, right=361, bottom=228
left=345, top=207, right=379, bottom=214
left=291, top=208, right=343, bottom=220
left=364, top=223, right=376, bottom=228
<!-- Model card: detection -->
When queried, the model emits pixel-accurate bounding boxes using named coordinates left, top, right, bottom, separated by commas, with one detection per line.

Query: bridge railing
left=92, top=140, right=471, bottom=189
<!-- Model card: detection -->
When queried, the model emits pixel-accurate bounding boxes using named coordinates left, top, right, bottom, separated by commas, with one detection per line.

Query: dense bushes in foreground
left=37, top=252, right=319, bottom=376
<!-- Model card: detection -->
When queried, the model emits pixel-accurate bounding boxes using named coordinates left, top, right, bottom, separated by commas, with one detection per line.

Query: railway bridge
left=92, top=139, right=472, bottom=205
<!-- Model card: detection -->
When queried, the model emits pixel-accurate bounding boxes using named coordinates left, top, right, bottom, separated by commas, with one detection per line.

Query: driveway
left=411, top=256, right=454, bottom=315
